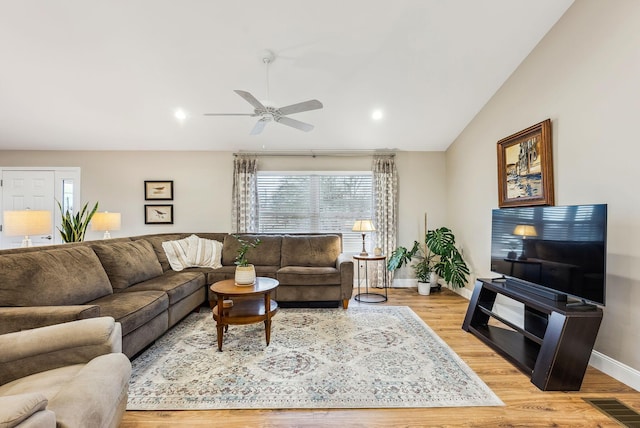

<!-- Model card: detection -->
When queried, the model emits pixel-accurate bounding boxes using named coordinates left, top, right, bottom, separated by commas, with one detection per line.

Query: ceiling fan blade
left=234, top=90, right=266, bottom=111
left=203, top=113, right=257, bottom=116
left=277, top=99, right=323, bottom=116
left=276, top=116, right=314, bottom=132
left=250, top=118, right=268, bottom=135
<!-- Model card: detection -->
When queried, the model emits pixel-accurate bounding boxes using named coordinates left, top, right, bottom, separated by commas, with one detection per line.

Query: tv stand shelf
left=462, top=278, right=603, bottom=391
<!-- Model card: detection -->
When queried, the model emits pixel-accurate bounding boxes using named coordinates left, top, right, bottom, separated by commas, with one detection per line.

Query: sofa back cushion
left=280, top=235, right=341, bottom=267
left=135, top=233, right=228, bottom=271
left=221, top=234, right=282, bottom=266
left=0, top=246, right=113, bottom=306
left=92, top=240, right=163, bottom=289
left=162, top=234, right=224, bottom=271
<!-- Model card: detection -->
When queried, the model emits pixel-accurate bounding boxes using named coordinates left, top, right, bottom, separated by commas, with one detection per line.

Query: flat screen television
left=490, top=204, right=607, bottom=306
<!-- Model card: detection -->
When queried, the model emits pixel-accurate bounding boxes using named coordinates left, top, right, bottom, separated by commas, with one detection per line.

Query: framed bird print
left=144, top=204, right=174, bottom=224
left=144, top=180, right=173, bottom=200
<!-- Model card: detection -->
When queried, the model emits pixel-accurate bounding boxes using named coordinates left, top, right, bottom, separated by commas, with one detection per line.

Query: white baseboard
left=452, top=286, right=472, bottom=300
left=589, top=350, right=640, bottom=392
left=391, top=279, right=417, bottom=288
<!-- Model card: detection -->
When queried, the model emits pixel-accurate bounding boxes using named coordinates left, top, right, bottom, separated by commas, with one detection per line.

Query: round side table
left=353, top=254, right=388, bottom=303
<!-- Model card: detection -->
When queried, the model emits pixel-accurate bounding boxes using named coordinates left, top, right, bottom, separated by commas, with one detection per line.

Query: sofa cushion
left=92, top=240, right=163, bottom=289
left=187, top=235, right=223, bottom=269
left=221, top=234, right=282, bottom=266
left=88, top=290, right=168, bottom=336
left=161, top=235, right=191, bottom=271
left=124, top=271, right=206, bottom=305
left=0, top=392, right=49, bottom=428
left=136, top=233, right=229, bottom=272
left=162, top=235, right=224, bottom=271
left=277, top=266, right=341, bottom=285
left=280, top=235, right=341, bottom=267
left=137, top=234, right=187, bottom=271
left=0, top=246, right=112, bottom=307
left=0, top=365, right=84, bottom=405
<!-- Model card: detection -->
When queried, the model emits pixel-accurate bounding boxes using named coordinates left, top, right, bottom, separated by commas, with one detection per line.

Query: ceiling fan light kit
left=204, top=50, right=323, bottom=135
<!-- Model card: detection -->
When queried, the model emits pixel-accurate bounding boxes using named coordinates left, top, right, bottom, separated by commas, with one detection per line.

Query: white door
left=1, top=170, right=56, bottom=248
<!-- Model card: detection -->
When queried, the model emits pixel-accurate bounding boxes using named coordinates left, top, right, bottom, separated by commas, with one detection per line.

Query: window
left=257, top=172, right=373, bottom=253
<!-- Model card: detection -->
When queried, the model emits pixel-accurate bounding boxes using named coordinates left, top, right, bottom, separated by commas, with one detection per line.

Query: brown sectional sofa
left=0, top=232, right=353, bottom=358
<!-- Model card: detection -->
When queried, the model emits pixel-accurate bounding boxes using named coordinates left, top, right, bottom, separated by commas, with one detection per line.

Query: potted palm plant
left=57, top=201, right=99, bottom=243
left=387, top=227, right=470, bottom=295
left=233, top=235, right=261, bottom=285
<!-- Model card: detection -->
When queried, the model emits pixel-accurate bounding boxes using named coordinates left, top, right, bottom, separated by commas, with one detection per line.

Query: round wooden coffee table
left=209, top=277, right=279, bottom=351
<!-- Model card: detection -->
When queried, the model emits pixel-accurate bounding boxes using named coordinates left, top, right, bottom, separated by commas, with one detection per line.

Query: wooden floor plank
left=120, top=288, right=639, bottom=427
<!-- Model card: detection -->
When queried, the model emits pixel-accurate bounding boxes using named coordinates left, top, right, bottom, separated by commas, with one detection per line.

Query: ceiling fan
left=204, top=50, right=323, bottom=135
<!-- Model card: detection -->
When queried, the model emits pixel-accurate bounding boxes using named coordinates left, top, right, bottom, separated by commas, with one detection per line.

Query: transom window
left=256, top=172, right=373, bottom=253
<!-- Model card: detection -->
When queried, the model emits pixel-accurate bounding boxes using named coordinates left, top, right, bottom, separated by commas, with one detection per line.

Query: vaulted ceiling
left=0, top=0, right=573, bottom=152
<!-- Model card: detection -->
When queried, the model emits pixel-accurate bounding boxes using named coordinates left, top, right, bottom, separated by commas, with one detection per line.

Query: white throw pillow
left=187, top=235, right=223, bottom=269
left=162, top=236, right=192, bottom=271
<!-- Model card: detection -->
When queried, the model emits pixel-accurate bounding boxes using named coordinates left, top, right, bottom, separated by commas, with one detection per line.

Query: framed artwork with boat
left=497, top=119, right=554, bottom=208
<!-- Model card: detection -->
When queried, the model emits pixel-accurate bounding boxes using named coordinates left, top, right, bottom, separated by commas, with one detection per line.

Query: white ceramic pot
left=417, top=281, right=431, bottom=295
left=235, top=264, right=256, bottom=285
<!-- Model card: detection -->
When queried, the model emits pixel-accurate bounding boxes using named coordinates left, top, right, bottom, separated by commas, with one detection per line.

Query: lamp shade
left=352, top=220, right=375, bottom=232
left=91, top=212, right=121, bottom=231
left=3, top=210, right=52, bottom=236
left=513, top=224, right=538, bottom=237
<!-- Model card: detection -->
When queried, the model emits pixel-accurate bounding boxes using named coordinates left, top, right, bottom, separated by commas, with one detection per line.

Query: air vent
left=584, top=398, right=640, bottom=427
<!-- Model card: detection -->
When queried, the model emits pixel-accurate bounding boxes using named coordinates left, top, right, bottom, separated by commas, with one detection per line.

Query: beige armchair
left=0, top=317, right=131, bottom=428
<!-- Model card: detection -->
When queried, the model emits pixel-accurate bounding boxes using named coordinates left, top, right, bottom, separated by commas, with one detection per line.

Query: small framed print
left=144, top=204, right=173, bottom=224
left=144, top=181, right=173, bottom=200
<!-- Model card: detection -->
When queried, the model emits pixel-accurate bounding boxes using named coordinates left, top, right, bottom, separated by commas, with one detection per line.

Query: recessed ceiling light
left=174, top=108, right=187, bottom=122
left=372, top=109, right=383, bottom=121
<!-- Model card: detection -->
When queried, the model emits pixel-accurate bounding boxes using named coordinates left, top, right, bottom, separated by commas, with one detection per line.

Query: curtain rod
left=233, top=150, right=395, bottom=158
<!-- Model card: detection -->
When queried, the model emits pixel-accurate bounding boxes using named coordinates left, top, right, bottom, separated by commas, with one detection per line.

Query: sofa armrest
left=0, top=305, right=101, bottom=335
left=337, top=253, right=354, bottom=308
left=0, top=317, right=122, bottom=386
left=0, top=393, right=54, bottom=428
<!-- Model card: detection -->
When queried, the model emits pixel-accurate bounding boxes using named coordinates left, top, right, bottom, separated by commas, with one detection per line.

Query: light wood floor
left=121, top=288, right=640, bottom=427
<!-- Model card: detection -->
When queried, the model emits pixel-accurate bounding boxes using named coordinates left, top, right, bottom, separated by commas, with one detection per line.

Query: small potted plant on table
left=233, top=235, right=261, bottom=285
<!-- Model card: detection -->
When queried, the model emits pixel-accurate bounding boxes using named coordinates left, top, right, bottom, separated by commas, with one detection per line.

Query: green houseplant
left=233, top=235, right=262, bottom=285
left=57, top=201, right=99, bottom=243
left=387, top=227, right=470, bottom=294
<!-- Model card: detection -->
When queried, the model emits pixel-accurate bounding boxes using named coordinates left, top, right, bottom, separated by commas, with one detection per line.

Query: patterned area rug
left=127, top=306, right=503, bottom=410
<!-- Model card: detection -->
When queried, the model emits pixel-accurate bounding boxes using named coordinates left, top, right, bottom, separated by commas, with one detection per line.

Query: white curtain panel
left=231, top=156, right=258, bottom=233
left=372, top=155, right=398, bottom=283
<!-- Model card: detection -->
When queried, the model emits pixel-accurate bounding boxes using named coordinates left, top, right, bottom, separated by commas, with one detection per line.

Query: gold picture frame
left=497, top=119, right=554, bottom=208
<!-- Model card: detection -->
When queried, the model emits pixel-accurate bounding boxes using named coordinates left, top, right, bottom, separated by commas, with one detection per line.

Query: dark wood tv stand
left=462, top=278, right=603, bottom=391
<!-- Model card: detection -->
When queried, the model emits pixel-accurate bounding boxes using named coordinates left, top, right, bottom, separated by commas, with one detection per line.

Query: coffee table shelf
left=212, top=299, right=278, bottom=325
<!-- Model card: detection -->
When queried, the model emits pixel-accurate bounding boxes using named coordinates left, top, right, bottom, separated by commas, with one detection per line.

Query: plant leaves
left=57, top=200, right=99, bottom=243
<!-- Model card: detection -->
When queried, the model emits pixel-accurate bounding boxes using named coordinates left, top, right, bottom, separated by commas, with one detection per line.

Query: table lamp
left=513, top=224, right=537, bottom=260
left=3, top=210, right=52, bottom=247
left=352, top=219, right=375, bottom=256
left=91, top=212, right=121, bottom=239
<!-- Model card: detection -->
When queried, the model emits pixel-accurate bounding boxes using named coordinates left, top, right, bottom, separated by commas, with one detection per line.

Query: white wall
left=0, top=151, right=446, bottom=260
left=446, top=0, right=640, bottom=378
left=0, top=151, right=234, bottom=239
